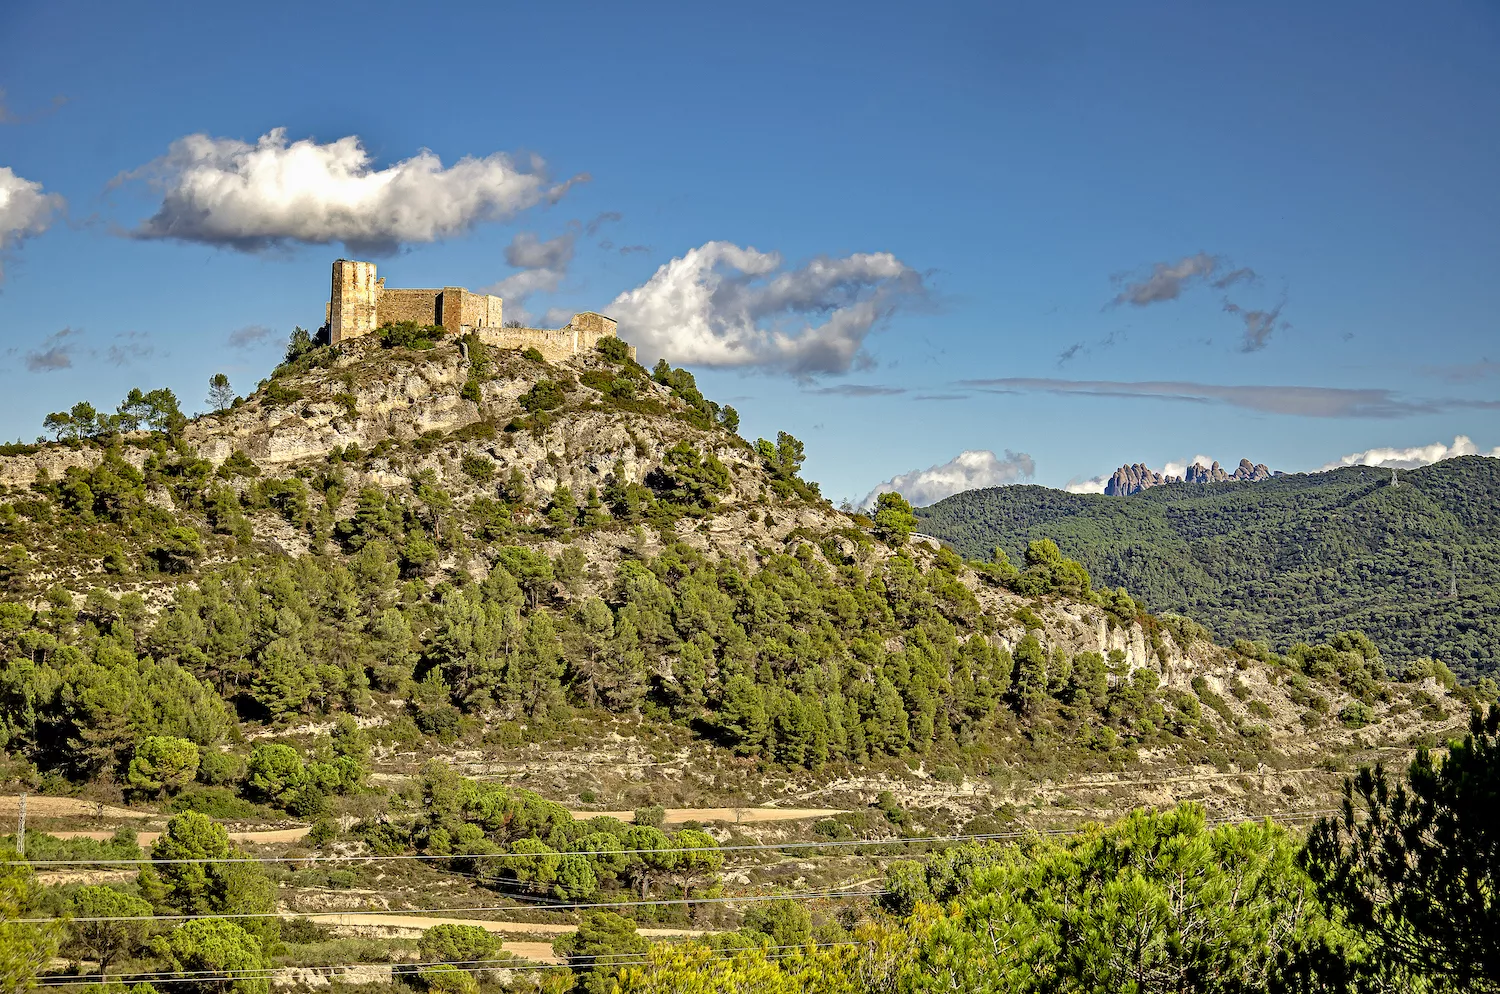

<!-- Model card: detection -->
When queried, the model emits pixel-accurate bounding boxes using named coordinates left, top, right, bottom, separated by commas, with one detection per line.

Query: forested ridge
left=916, top=458, right=1500, bottom=682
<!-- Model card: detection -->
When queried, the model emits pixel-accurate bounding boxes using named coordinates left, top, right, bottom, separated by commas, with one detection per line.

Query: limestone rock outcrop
left=1104, top=457, right=1279, bottom=495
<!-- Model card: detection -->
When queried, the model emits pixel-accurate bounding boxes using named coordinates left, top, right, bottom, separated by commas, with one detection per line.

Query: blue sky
left=2, top=0, right=1498, bottom=505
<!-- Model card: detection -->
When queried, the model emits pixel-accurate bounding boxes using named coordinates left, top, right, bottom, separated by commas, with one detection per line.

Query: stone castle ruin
left=324, top=259, right=625, bottom=362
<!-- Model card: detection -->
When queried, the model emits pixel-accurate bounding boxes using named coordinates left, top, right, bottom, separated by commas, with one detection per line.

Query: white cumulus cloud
left=609, top=241, right=926, bottom=376
left=1320, top=435, right=1500, bottom=471
left=1064, top=475, right=1109, bottom=494
left=862, top=449, right=1034, bottom=509
left=0, top=166, right=65, bottom=281
left=122, top=128, right=583, bottom=254
left=1161, top=454, right=1214, bottom=478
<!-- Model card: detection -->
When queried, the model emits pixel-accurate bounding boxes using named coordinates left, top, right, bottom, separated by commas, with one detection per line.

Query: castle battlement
left=324, top=259, right=625, bottom=362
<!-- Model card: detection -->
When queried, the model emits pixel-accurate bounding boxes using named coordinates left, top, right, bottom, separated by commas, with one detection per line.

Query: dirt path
left=34, top=869, right=137, bottom=886
left=0, top=796, right=153, bottom=820
left=570, top=806, right=844, bottom=825
left=315, top=911, right=703, bottom=965
left=312, top=911, right=701, bottom=940
left=49, top=826, right=311, bottom=846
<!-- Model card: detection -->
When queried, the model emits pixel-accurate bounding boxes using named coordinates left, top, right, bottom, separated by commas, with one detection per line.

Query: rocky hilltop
left=0, top=332, right=1471, bottom=830
left=1104, top=457, right=1278, bottom=495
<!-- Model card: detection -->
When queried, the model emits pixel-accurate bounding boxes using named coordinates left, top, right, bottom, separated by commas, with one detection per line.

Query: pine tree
left=1011, top=633, right=1048, bottom=718
left=207, top=372, right=235, bottom=412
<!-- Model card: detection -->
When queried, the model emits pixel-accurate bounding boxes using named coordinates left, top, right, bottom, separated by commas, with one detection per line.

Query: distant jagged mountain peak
left=1104, top=457, right=1278, bottom=495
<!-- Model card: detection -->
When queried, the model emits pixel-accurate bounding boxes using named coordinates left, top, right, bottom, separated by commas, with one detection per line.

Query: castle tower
left=328, top=259, right=380, bottom=344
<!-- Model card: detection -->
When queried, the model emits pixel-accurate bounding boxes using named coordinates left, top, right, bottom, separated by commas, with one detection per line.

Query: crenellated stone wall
left=324, top=259, right=627, bottom=359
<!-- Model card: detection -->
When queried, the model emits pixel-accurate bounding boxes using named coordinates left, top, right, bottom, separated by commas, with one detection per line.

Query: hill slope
left=0, top=331, right=1477, bottom=832
left=915, top=458, right=1500, bottom=681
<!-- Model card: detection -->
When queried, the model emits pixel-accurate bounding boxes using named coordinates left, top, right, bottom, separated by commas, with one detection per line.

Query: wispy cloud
left=227, top=324, right=278, bottom=349
left=960, top=377, right=1436, bottom=419
left=863, top=449, right=1035, bottom=508
left=0, top=89, right=68, bottom=126
left=120, top=128, right=585, bottom=254
left=618, top=244, right=651, bottom=255
left=805, top=383, right=906, bottom=397
left=1056, top=330, right=1122, bottom=366
left=106, top=331, right=154, bottom=365
left=1223, top=297, right=1288, bottom=352
left=1423, top=358, right=1500, bottom=383
left=1111, top=253, right=1229, bottom=306
left=609, top=241, right=928, bottom=377
left=585, top=211, right=621, bottom=236
left=25, top=327, right=83, bottom=372
left=1320, top=435, right=1500, bottom=471
left=912, top=393, right=969, bottom=402
left=1109, top=252, right=1284, bottom=352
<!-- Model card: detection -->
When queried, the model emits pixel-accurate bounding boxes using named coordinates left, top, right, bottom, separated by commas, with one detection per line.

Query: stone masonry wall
left=476, top=313, right=625, bottom=362
left=453, top=289, right=502, bottom=330
left=376, top=288, right=443, bottom=327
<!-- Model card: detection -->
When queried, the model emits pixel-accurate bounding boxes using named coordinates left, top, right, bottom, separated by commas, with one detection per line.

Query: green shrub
left=450, top=421, right=497, bottom=443
left=634, top=805, right=667, bottom=829
left=280, top=917, right=332, bottom=945
left=217, top=449, right=261, bottom=478
left=378, top=322, right=445, bottom=350
left=460, top=455, right=494, bottom=481
left=263, top=381, right=303, bottom=406
left=306, top=819, right=338, bottom=848
left=125, top=735, right=200, bottom=795
left=1015, top=606, right=1044, bottom=630
left=596, top=337, right=631, bottom=362
left=1339, top=701, right=1375, bottom=728
left=167, top=786, right=265, bottom=820
left=419, top=965, right=480, bottom=994
left=419, top=924, right=501, bottom=964
left=813, top=818, right=853, bottom=840
left=520, top=380, right=565, bottom=412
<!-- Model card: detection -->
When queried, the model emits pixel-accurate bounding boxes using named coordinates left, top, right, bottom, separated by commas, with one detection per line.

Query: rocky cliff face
left=1104, top=457, right=1279, bottom=495
left=1104, top=463, right=1172, bottom=496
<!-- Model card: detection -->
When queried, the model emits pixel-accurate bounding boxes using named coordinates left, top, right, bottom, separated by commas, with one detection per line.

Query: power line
left=19, top=808, right=1341, bottom=868
left=30, top=943, right=869, bottom=987
left=34, top=941, right=851, bottom=983
left=15, top=887, right=886, bottom=925
left=19, top=807, right=1341, bottom=926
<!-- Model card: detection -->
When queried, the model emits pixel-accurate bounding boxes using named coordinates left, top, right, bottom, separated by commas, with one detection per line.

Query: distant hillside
left=916, top=457, right=1500, bottom=682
